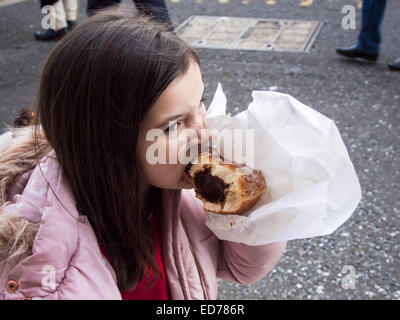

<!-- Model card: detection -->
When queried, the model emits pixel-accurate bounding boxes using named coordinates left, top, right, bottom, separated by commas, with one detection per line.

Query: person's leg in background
left=35, top=0, right=68, bottom=41
left=86, top=0, right=173, bottom=30
left=336, top=0, right=387, bottom=61
left=87, top=0, right=121, bottom=16
left=133, top=0, right=173, bottom=30
left=63, top=0, right=79, bottom=30
left=356, top=0, right=387, bottom=54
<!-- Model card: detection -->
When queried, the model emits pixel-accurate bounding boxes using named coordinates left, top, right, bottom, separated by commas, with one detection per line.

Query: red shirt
left=100, top=216, right=170, bottom=300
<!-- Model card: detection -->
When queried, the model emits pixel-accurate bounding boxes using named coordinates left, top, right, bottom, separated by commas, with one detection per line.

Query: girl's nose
left=192, top=112, right=208, bottom=144
left=183, top=114, right=212, bottom=160
left=193, top=112, right=206, bottom=131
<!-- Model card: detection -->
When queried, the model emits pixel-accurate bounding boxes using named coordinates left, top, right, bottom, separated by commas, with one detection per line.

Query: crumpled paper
left=203, top=83, right=362, bottom=245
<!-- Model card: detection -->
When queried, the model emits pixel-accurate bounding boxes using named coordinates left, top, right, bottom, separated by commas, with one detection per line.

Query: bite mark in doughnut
left=187, top=151, right=267, bottom=215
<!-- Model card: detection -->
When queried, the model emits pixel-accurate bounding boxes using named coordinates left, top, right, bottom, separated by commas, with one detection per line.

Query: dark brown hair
left=33, top=7, right=199, bottom=291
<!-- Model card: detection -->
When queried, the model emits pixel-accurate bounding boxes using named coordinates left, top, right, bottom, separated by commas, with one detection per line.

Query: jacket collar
left=2, top=149, right=80, bottom=224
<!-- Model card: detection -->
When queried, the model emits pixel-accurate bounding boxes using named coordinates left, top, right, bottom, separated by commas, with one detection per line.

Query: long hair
left=33, top=7, right=199, bottom=291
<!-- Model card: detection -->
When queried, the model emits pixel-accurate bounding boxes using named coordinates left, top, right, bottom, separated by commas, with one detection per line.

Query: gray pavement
left=0, top=0, right=399, bottom=300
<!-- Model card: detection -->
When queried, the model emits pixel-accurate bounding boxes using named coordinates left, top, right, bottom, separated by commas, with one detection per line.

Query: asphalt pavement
left=0, top=0, right=399, bottom=300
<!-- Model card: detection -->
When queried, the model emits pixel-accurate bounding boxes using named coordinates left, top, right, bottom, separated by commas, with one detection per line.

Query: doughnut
left=186, top=151, right=267, bottom=215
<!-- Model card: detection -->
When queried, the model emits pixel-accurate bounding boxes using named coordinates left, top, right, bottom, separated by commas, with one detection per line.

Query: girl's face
left=137, top=60, right=207, bottom=191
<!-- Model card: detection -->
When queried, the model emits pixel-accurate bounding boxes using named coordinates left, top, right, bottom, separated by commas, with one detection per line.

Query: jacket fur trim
left=0, top=126, right=49, bottom=265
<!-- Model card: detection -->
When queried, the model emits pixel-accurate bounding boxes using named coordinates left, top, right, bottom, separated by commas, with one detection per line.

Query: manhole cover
left=176, top=16, right=323, bottom=52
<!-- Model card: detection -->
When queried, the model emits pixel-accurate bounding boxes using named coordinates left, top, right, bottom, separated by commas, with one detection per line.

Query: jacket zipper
left=180, top=217, right=209, bottom=300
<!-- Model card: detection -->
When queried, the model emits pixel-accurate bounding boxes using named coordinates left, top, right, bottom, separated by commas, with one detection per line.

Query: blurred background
left=0, top=0, right=399, bottom=299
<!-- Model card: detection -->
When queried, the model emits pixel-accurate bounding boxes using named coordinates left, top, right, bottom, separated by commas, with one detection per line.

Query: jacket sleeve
left=216, top=239, right=286, bottom=285
left=182, top=189, right=286, bottom=286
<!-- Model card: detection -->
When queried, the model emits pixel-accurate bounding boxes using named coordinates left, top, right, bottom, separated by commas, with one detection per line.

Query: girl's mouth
left=184, top=162, right=192, bottom=174
left=183, top=171, right=192, bottom=182
left=181, top=163, right=193, bottom=186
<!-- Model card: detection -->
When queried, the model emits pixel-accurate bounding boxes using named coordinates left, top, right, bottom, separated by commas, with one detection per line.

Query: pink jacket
left=0, top=127, right=286, bottom=300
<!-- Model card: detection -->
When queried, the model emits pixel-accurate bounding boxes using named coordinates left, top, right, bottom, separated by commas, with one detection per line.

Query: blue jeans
left=87, top=0, right=172, bottom=28
left=356, top=0, right=387, bottom=54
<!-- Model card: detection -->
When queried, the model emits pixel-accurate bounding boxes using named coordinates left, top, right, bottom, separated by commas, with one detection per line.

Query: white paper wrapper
left=204, top=83, right=362, bottom=245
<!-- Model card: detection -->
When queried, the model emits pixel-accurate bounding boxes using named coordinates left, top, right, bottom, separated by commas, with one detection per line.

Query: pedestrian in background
left=336, top=0, right=399, bottom=71
left=35, top=0, right=78, bottom=41
left=87, top=0, right=173, bottom=30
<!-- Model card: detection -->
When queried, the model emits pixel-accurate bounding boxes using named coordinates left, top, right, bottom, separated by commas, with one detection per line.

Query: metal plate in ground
left=176, top=16, right=323, bottom=52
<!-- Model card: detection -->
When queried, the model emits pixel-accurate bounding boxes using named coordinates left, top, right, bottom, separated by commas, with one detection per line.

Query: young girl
left=0, top=8, right=286, bottom=300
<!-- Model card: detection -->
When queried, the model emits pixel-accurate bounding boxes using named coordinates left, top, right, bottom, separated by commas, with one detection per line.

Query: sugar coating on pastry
left=187, top=152, right=267, bottom=215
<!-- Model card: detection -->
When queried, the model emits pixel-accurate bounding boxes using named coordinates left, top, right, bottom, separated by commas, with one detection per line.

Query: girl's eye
left=164, top=121, right=181, bottom=133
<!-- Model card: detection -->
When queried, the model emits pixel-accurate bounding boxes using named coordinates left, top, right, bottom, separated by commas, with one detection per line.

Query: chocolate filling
left=194, top=167, right=230, bottom=204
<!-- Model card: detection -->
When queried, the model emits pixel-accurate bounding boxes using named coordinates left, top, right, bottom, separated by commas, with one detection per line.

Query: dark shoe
left=34, top=27, right=67, bottom=41
left=67, top=20, right=76, bottom=31
left=336, top=45, right=378, bottom=61
left=388, top=58, right=400, bottom=71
